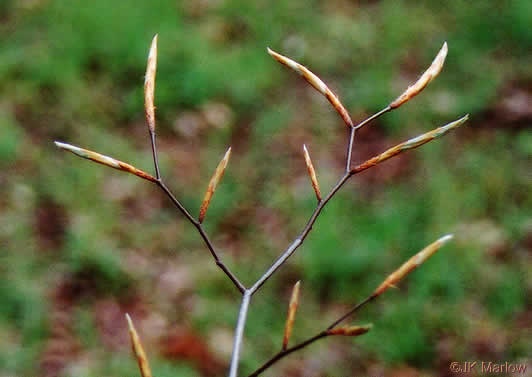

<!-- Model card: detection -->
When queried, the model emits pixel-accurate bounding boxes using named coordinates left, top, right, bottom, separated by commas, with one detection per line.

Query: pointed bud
left=199, top=147, right=231, bottom=223
left=145, top=34, right=158, bottom=133
left=373, top=234, right=453, bottom=297
left=282, top=281, right=301, bottom=350
left=390, top=42, right=448, bottom=109
left=327, top=324, right=372, bottom=337
left=351, top=114, right=469, bottom=175
left=126, top=314, right=153, bottom=377
left=54, top=141, right=157, bottom=182
left=303, top=145, right=322, bottom=202
left=267, top=48, right=353, bottom=127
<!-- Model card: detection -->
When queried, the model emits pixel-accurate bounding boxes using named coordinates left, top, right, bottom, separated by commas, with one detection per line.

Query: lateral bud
left=327, top=324, right=372, bottom=337
left=199, top=147, right=232, bottom=223
left=389, top=42, right=448, bottom=109
left=282, top=281, right=301, bottom=350
left=145, top=34, right=158, bottom=133
left=351, top=114, right=469, bottom=175
left=267, top=48, right=353, bottom=127
left=54, top=141, right=157, bottom=182
left=126, top=314, right=153, bottom=377
left=303, top=145, right=322, bottom=202
left=372, top=234, right=454, bottom=297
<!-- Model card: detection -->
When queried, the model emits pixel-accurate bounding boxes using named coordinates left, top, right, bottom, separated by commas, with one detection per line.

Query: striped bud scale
left=282, top=281, right=301, bottom=350
left=390, top=42, right=448, bottom=109
left=54, top=141, right=157, bottom=182
left=145, top=34, right=158, bottom=132
left=267, top=48, right=353, bottom=127
left=126, top=314, right=153, bottom=377
left=199, top=147, right=232, bottom=223
left=373, top=234, right=453, bottom=297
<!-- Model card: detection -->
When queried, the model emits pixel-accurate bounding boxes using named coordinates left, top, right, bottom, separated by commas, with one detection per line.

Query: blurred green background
left=1, top=1, right=531, bottom=376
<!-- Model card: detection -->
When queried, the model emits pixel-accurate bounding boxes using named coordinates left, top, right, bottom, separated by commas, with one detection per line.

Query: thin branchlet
left=54, top=37, right=467, bottom=377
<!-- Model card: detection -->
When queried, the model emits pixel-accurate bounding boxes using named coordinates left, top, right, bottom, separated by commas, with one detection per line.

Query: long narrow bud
left=303, top=145, right=322, bottom=202
left=199, top=147, right=232, bottom=223
left=282, top=281, right=301, bottom=350
left=267, top=48, right=353, bottom=127
left=351, top=114, right=469, bottom=175
left=373, top=234, right=453, bottom=297
left=327, top=324, right=372, bottom=337
left=54, top=141, right=157, bottom=182
left=390, top=42, right=448, bottom=109
left=145, top=34, right=158, bottom=133
left=126, top=314, right=153, bottom=377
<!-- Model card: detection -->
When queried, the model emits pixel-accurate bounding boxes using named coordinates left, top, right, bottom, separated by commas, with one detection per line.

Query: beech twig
left=250, top=235, right=453, bottom=376
left=55, top=37, right=467, bottom=377
left=126, top=314, right=153, bottom=377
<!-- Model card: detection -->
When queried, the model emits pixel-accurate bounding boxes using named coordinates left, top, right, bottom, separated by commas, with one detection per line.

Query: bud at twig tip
left=145, top=34, right=158, bottom=133
left=390, top=41, right=448, bottom=109
left=199, top=147, right=232, bottom=223
left=267, top=47, right=353, bottom=127
left=303, top=144, right=322, bottom=202
left=439, top=234, right=454, bottom=243
left=351, top=114, right=469, bottom=175
left=282, top=280, right=301, bottom=350
left=125, top=313, right=153, bottom=377
left=54, top=141, right=157, bottom=182
left=372, top=234, right=454, bottom=297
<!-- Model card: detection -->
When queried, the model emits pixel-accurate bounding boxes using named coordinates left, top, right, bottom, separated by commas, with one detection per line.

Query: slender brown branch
left=249, top=171, right=350, bottom=295
left=155, top=180, right=246, bottom=293
left=345, top=126, right=356, bottom=172
left=327, top=295, right=376, bottom=330
left=238, top=105, right=393, bottom=377
left=149, top=131, right=161, bottom=180
left=248, top=294, right=376, bottom=376
left=57, top=37, right=466, bottom=377
left=248, top=331, right=329, bottom=377
left=245, top=113, right=467, bottom=375
left=249, top=232, right=456, bottom=375
left=249, top=107, right=391, bottom=296
left=347, top=106, right=391, bottom=172
left=354, top=106, right=391, bottom=130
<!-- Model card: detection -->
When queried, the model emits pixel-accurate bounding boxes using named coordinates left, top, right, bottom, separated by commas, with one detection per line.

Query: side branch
left=249, top=172, right=351, bottom=295
left=249, top=235, right=453, bottom=376
left=156, top=180, right=246, bottom=294
left=351, top=115, right=469, bottom=175
left=229, top=291, right=252, bottom=377
left=248, top=331, right=328, bottom=377
left=249, top=106, right=395, bottom=296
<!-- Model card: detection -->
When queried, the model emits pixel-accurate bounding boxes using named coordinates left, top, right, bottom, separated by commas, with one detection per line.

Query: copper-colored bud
left=145, top=34, right=158, bottom=133
left=373, top=234, right=453, bottom=297
left=126, top=314, right=153, bottom=377
left=303, top=145, right=322, bottom=202
left=199, top=147, right=232, bottom=223
left=390, top=42, right=448, bottom=109
left=54, top=141, right=157, bottom=182
left=282, top=281, right=301, bottom=350
left=267, top=48, right=353, bottom=127
left=327, top=324, right=372, bottom=337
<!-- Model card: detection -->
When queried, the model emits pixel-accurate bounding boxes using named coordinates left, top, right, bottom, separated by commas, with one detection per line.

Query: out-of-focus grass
left=0, top=1, right=530, bottom=376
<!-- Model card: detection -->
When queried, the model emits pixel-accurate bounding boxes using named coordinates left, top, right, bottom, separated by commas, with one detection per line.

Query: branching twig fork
left=249, top=235, right=453, bottom=376
left=54, top=37, right=466, bottom=377
left=144, top=35, right=245, bottom=294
